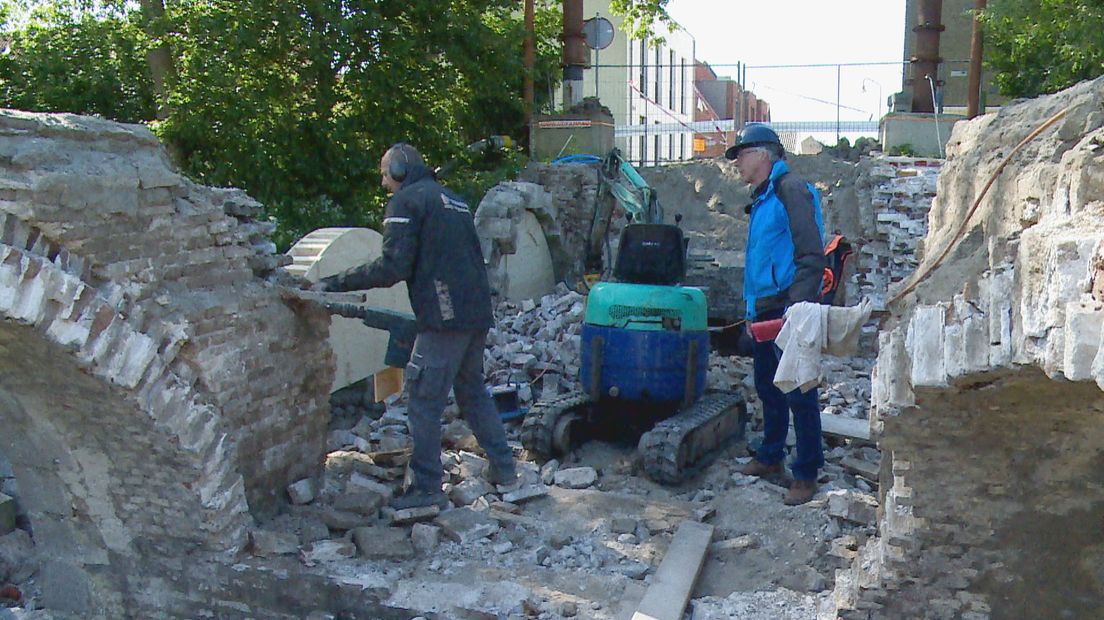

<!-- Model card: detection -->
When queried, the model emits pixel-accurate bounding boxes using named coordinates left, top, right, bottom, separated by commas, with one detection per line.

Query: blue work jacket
left=743, top=159, right=827, bottom=320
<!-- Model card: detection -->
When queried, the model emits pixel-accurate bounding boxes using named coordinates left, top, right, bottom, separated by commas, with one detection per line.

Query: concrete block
left=943, top=323, right=964, bottom=379
left=300, top=540, right=356, bottom=564
left=873, top=328, right=914, bottom=410
left=962, top=311, right=991, bottom=373
left=501, top=484, right=549, bottom=504
left=553, top=467, right=597, bottom=489
left=389, top=505, right=440, bottom=525
left=827, top=490, right=878, bottom=526
left=287, top=479, right=316, bottom=505
left=347, top=472, right=393, bottom=499
left=249, top=529, right=299, bottom=557
left=352, top=526, right=415, bottom=561
left=611, top=517, right=638, bottom=534
left=907, top=305, right=946, bottom=387
left=449, top=479, right=495, bottom=507
left=410, top=523, right=440, bottom=553
left=1063, top=302, right=1104, bottom=381
left=332, top=491, right=385, bottom=516
left=434, top=507, right=499, bottom=544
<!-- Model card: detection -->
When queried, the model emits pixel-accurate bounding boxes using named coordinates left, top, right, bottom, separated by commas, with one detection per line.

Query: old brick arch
left=0, top=110, right=335, bottom=616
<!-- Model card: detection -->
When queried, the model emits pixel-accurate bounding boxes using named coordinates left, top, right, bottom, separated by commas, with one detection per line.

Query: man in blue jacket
left=317, top=143, right=517, bottom=510
left=726, top=125, right=827, bottom=506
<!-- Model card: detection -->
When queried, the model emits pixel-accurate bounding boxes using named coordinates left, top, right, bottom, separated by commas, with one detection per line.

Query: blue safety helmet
left=725, top=124, right=784, bottom=160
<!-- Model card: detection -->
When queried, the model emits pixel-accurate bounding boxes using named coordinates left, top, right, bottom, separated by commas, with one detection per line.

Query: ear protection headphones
left=388, top=143, right=411, bottom=182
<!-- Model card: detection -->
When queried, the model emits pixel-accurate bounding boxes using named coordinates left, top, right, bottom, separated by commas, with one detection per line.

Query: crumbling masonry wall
left=832, top=77, right=1104, bottom=619
left=0, top=110, right=336, bottom=616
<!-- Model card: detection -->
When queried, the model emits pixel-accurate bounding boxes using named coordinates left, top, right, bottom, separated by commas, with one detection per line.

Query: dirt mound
left=638, top=155, right=863, bottom=265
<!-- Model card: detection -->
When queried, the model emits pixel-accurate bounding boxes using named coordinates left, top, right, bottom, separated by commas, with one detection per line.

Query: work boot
left=784, top=479, right=817, bottom=506
left=484, top=462, right=519, bottom=487
left=389, top=487, right=449, bottom=511
left=739, top=459, right=784, bottom=477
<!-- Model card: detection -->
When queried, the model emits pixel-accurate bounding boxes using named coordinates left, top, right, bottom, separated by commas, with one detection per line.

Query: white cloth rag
left=773, top=299, right=873, bottom=393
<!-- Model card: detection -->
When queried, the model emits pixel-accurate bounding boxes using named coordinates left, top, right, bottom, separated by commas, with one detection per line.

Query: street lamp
left=861, top=78, right=884, bottom=121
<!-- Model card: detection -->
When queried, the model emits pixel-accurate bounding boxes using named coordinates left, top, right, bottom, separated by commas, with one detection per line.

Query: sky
left=665, top=0, right=907, bottom=133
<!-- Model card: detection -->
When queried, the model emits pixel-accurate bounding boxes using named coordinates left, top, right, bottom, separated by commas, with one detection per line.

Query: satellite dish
left=583, top=17, right=614, bottom=50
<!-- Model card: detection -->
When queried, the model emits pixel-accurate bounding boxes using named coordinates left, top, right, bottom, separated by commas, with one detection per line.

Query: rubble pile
left=853, top=157, right=941, bottom=312
left=485, top=284, right=587, bottom=405
left=257, top=393, right=886, bottom=619
left=261, top=315, right=886, bottom=619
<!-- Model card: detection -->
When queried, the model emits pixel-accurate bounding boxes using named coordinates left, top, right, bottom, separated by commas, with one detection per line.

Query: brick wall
left=0, top=110, right=335, bottom=615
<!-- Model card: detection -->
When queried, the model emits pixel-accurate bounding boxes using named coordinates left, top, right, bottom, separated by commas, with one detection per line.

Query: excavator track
left=638, top=391, right=747, bottom=485
left=520, top=391, right=593, bottom=461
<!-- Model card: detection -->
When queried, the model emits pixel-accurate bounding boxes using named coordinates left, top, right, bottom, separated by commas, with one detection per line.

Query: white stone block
left=11, top=262, right=46, bottom=324
left=1064, top=302, right=1104, bottom=381
left=1042, top=328, right=1065, bottom=379
left=108, top=331, right=158, bottom=389
left=943, top=323, right=964, bottom=379
left=869, top=328, right=914, bottom=410
left=907, top=305, right=947, bottom=387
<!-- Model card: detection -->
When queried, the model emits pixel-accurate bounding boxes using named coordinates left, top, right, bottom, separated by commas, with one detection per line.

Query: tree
left=609, top=0, right=673, bottom=42
left=982, top=0, right=1104, bottom=97
left=0, top=0, right=563, bottom=248
left=0, top=1, right=155, bottom=122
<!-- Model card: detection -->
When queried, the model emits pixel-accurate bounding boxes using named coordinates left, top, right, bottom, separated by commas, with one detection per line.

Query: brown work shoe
left=739, top=459, right=784, bottom=477
left=784, top=479, right=817, bottom=506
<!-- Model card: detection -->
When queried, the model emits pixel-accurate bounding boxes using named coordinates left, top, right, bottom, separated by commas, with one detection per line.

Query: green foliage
left=887, top=143, right=918, bottom=157
left=0, top=0, right=563, bottom=250
left=821, top=136, right=881, bottom=162
left=981, top=0, right=1104, bottom=97
left=609, top=0, right=673, bottom=44
left=0, top=2, right=155, bottom=122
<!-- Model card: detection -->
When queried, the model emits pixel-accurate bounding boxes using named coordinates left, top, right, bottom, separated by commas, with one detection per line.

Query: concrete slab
left=434, top=508, right=500, bottom=544
left=352, top=526, right=415, bottom=561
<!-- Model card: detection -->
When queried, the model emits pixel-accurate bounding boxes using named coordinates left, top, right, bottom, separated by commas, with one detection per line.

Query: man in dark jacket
left=318, top=143, right=517, bottom=510
left=727, top=125, right=827, bottom=506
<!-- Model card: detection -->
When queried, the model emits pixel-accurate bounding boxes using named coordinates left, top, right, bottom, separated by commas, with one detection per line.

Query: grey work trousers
left=404, top=329, right=513, bottom=491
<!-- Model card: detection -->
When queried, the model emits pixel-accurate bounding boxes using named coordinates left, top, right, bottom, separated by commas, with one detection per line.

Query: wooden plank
left=820, top=412, right=871, bottom=442
left=630, top=520, right=714, bottom=620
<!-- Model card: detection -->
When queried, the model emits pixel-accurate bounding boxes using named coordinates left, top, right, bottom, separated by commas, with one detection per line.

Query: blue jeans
left=752, top=335, right=823, bottom=481
left=404, top=329, right=515, bottom=492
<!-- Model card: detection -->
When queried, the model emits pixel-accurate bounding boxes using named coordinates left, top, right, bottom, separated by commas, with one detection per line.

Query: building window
left=639, top=39, right=647, bottom=98
left=680, top=134, right=686, bottom=160
left=654, top=46, right=662, bottom=104
left=669, top=50, right=676, bottom=110
left=654, top=133, right=660, bottom=166
left=680, top=59, right=687, bottom=114
left=668, top=133, right=674, bottom=161
left=639, top=115, right=646, bottom=167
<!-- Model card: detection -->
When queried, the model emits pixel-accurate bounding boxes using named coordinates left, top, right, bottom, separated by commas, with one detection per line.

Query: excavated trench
left=880, top=372, right=1104, bottom=619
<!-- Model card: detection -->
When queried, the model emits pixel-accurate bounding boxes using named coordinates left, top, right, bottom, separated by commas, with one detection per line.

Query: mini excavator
left=521, top=149, right=747, bottom=484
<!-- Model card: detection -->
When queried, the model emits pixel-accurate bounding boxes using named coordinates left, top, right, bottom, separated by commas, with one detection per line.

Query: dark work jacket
left=322, top=164, right=493, bottom=332
left=743, top=159, right=826, bottom=320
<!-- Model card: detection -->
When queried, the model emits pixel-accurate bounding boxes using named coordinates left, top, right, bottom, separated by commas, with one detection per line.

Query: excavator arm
left=585, top=148, right=665, bottom=280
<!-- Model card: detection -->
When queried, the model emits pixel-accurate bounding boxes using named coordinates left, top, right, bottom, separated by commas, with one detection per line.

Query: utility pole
left=966, top=0, right=986, bottom=119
